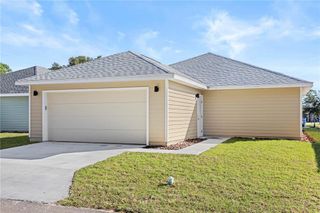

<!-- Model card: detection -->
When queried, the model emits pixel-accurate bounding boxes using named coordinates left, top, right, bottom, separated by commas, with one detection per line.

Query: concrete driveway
left=0, top=142, right=143, bottom=203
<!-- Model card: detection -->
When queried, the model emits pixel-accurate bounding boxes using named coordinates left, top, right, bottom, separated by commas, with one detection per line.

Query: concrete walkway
left=130, top=137, right=230, bottom=155
left=0, top=199, right=112, bottom=213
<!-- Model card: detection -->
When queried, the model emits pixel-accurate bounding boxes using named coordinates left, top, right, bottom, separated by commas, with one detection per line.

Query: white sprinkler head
left=167, top=176, right=174, bottom=186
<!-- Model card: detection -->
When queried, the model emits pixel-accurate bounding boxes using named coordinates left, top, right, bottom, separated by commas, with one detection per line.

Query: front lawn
left=59, top=138, right=320, bottom=212
left=304, top=128, right=320, bottom=142
left=0, top=132, right=35, bottom=149
left=305, top=122, right=320, bottom=128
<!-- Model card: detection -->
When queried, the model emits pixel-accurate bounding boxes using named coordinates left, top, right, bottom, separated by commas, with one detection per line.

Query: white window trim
left=197, top=94, right=204, bottom=138
left=42, top=87, right=149, bottom=145
left=0, top=93, right=29, bottom=97
left=42, top=91, right=48, bottom=141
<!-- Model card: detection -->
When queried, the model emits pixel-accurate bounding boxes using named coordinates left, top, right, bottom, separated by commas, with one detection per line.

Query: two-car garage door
left=44, top=88, right=148, bottom=144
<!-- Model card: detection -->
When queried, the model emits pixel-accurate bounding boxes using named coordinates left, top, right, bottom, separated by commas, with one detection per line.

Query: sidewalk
left=0, top=199, right=112, bottom=213
left=129, top=137, right=230, bottom=155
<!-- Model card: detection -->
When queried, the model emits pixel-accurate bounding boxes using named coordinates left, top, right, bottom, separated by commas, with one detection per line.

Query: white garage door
left=44, top=88, right=148, bottom=144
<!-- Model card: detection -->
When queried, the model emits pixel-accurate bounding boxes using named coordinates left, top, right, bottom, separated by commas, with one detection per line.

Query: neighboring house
left=16, top=51, right=313, bottom=146
left=0, top=66, right=48, bottom=132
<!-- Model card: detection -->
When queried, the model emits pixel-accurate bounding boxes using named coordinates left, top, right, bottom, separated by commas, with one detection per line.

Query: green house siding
left=0, top=96, right=29, bottom=132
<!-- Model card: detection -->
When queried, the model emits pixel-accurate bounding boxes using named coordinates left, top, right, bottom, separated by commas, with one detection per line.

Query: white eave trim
left=0, top=93, right=29, bottom=97
left=172, top=74, right=207, bottom=89
left=16, top=74, right=174, bottom=86
left=14, top=73, right=313, bottom=92
left=15, top=73, right=208, bottom=90
left=208, top=83, right=313, bottom=90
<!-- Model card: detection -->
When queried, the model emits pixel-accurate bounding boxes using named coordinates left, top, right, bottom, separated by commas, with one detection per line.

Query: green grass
left=305, top=122, right=320, bottom=128
left=0, top=132, right=35, bottom=149
left=303, top=128, right=320, bottom=172
left=59, top=138, right=320, bottom=212
left=304, top=128, right=320, bottom=142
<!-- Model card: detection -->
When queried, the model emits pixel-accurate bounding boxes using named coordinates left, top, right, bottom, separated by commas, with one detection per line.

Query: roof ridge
left=129, top=51, right=207, bottom=85
left=15, top=52, right=130, bottom=82
left=34, top=65, right=48, bottom=69
left=128, top=51, right=171, bottom=74
left=169, top=52, right=211, bottom=66
left=33, top=52, right=128, bottom=79
left=0, top=67, right=36, bottom=77
left=205, top=52, right=312, bottom=84
left=53, top=52, right=122, bottom=71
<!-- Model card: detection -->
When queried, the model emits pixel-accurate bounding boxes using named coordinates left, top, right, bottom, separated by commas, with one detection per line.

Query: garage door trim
left=42, top=87, right=149, bottom=145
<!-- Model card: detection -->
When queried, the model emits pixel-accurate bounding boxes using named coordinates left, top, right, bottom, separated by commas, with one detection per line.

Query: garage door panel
left=48, top=102, right=146, bottom=117
left=46, top=89, right=147, bottom=144
left=48, top=90, right=146, bottom=104
left=0, top=97, right=29, bottom=132
left=48, top=116, right=146, bottom=130
left=48, top=128, right=146, bottom=144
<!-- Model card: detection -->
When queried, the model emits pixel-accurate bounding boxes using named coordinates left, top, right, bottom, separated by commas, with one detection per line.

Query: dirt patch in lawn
left=146, top=138, right=207, bottom=150
left=303, top=132, right=316, bottom=143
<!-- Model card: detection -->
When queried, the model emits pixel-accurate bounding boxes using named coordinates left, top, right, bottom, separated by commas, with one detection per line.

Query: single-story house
left=16, top=51, right=313, bottom=146
left=0, top=66, right=47, bottom=132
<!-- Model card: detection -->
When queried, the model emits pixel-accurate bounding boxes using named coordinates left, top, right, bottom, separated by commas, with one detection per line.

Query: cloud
left=62, top=34, right=80, bottom=43
left=201, top=11, right=278, bottom=57
left=135, top=30, right=182, bottom=60
left=68, top=10, right=79, bottom=25
left=30, top=0, right=42, bottom=16
left=135, top=30, right=161, bottom=58
left=1, top=24, right=102, bottom=55
left=0, top=0, right=43, bottom=16
left=2, top=30, right=63, bottom=49
left=117, top=32, right=126, bottom=41
left=21, top=24, right=43, bottom=34
left=53, top=1, right=79, bottom=25
left=312, top=28, right=320, bottom=37
left=200, top=10, right=320, bottom=57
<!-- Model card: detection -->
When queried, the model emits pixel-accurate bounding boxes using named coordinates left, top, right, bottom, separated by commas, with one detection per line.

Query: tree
left=49, top=62, right=63, bottom=70
left=49, top=55, right=101, bottom=71
left=303, top=90, right=320, bottom=127
left=68, top=56, right=93, bottom=66
left=0, top=63, right=12, bottom=74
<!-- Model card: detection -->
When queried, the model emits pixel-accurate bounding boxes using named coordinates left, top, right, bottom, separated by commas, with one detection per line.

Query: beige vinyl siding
left=30, top=80, right=165, bottom=145
left=167, top=81, right=201, bottom=144
left=203, top=88, right=301, bottom=139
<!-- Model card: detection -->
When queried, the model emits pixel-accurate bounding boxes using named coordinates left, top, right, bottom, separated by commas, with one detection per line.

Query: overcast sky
left=1, top=0, right=319, bottom=89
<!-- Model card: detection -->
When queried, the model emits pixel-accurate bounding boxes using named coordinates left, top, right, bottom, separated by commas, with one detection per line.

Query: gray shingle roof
left=170, top=53, right=312, bottom=88
left=136, top=52, right=205, bottom=85
left=16, top=51, right=312, bottom=89
left=0, top=66, right=48, bottom=94
left=17, top=51, right=176, bottom=84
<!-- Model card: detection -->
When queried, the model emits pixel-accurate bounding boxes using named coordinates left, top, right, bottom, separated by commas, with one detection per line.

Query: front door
left=197, top=94, right=204, bottom=137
